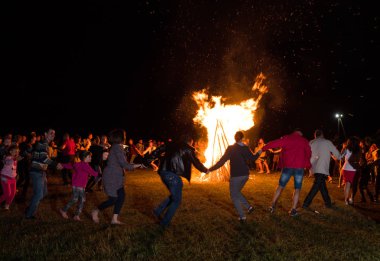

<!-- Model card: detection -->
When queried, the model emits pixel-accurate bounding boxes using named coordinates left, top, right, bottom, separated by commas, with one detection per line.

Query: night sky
left=2, top=1, right=379, bottom=142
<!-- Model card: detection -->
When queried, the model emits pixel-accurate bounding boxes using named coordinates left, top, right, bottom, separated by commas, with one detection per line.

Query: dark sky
left=2, top=1, right=379, bottom=142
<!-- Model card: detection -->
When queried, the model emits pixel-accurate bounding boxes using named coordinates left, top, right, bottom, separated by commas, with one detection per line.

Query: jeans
left=303, top=173, right=331, bottom=207
left=230, top=175, right=250, bottom=218
left=154, top=171, right=183, bottom=227
left=279, top=168, right=304, bottom=189
left=98, top=187, right=125, bottom=214
left=26, top=171, right=48, bottom=218
left=63, top=186, right=86, bottom=216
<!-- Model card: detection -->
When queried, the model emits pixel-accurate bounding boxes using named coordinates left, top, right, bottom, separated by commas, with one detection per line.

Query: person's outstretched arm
left=208, top=147, right=232, bottom=172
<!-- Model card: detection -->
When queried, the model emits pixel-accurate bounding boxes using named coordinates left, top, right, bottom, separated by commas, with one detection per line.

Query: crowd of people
left=0, top=127, right=379, bottom=227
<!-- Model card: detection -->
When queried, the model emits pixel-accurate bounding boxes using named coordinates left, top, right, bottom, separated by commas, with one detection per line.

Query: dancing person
left=0, top=145, right=20, bottom=210
left=255, top=138, right=270, bottom=174
left=25, top=128, right=63, bottom=219
left=341, top=136, right=362, bottom=205
left=262, top=129, right=312, bottom=216
left=86, top=136, right=104, bottom=192
left=60, top=133, right=76, bottom=186
left=337, top=141, right=348, bottom=188
left=59, top=150, right=98, bottom=221
left=91, top=129, right=139, bottom=225
left=153, top=135, right=208, bottom=228
left=302, top=129, right=341, bottom=210
left=208, top=131, right=262, bottom=222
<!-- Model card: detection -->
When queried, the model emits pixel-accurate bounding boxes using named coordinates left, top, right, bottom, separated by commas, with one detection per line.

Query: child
left=59, top=150, right=98, bottom=221
left=0, top=145, right=20, bottom=210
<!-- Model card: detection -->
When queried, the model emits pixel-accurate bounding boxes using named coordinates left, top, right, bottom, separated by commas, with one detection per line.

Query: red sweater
left=262, top=132, right=311, bottom=169
left=62, top=161, right=98, bottom=188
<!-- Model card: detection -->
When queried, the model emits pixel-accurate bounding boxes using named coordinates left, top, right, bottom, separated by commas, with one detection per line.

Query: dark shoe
left=238, top=217, right=247, bottom=223
left=325, top=202, right=337, bottom=209
left=25, top=215, right=36, bottom=220
left=159, top=221, right=169, bottom=229
left=288, top=209, right=299, bottom=217
left=152, top=210, right=162, bottom=222
left=360, top=198, right=367, bottom=203
left=247, top=206, right=254, bottom=214
left=302, top=205, right=312, bottom=212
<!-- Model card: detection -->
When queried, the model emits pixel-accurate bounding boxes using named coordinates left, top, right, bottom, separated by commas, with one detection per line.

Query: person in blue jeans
left=25, top=128, right=63, bottom=219
left=262, top=129, right=312, bottom=217
left=153, top=135, right=208, bottom=228
left=208, top=131, right=262, bottom=222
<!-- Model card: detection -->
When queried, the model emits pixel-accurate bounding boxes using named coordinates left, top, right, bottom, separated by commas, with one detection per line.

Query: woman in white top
left=341, top=137, right=361, bottom=205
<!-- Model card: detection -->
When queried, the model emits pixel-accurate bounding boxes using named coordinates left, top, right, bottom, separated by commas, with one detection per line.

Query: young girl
left=59, top=150, right=98, bottom=221
left=0, top=145, right=19, bottom=210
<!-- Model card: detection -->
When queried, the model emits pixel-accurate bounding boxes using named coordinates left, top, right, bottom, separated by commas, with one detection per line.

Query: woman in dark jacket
left=153, top=135, right=208, bottom=228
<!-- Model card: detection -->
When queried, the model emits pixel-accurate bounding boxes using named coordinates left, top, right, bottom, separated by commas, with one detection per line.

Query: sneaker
left=348, top=198, right=353, bottom=205
left=268, top=206, right=275, bottom=213
left=247, top=206, right=254, bottom=214
left=59, top=208, right=69, bottom=219
left=73, top=215, right=81, bottom=221
left=238, top=216, right=247, bottom=223
left=288, top=209, right=298, bottom=217
left=91, top=209, right=99, bottom=223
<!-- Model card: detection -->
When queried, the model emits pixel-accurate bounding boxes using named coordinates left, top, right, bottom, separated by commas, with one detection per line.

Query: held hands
left=56, top=163, right=64, bottom=170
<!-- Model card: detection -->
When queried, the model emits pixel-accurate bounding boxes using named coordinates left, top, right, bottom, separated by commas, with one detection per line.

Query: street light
left=335, top=113, right=345, bottom=138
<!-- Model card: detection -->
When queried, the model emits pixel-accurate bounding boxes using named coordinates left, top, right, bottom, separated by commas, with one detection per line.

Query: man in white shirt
left=302, top=129, right=341, bottom=209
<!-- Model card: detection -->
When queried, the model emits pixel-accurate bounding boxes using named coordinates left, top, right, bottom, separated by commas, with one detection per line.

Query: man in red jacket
left=262, top=129, right=312, bottom=217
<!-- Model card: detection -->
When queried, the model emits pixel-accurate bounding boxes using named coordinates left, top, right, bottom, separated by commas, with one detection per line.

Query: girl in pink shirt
left=59, top=150, right=98, bottom=221
left=0, top=145, right=19, bottom=210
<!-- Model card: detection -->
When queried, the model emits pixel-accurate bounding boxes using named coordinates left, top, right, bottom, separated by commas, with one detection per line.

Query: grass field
left=1, top=169, right=380, bottom=261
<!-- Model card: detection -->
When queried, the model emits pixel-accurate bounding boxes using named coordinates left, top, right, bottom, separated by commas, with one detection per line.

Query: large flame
left=193, top=73, right=268, bottom=181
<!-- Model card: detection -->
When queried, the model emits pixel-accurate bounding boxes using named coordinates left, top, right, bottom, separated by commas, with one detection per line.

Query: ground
left=0, top=169, right=380, bottom=260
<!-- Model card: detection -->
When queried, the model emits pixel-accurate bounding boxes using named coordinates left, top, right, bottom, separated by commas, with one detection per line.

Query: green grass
left=1, top=170, right=380, bottom=261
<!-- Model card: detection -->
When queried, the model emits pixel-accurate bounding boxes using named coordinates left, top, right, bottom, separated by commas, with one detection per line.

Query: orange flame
left=193, top=73, right=268, bottom=181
